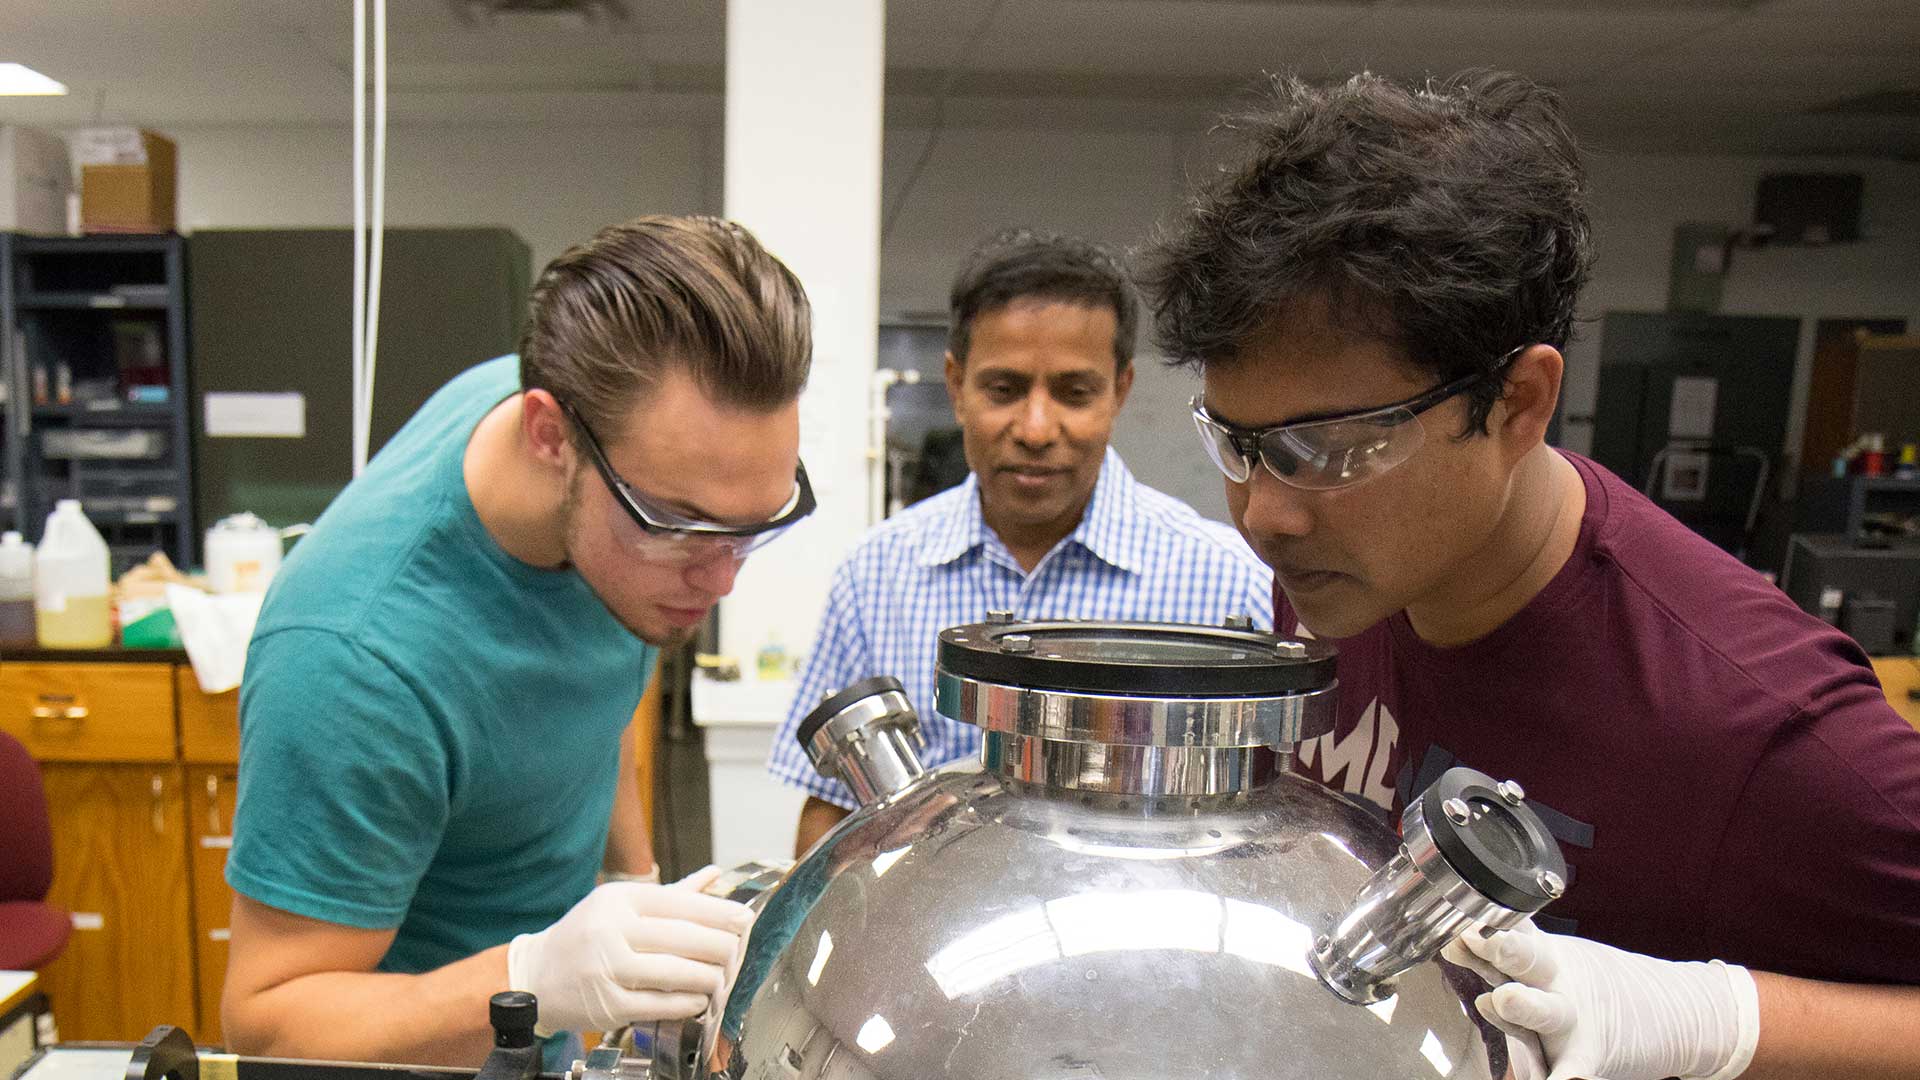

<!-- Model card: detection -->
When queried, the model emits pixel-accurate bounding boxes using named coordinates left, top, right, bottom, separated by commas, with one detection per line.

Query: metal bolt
left=986, top=609, right=1016, bottom=624
left=1497, top=780, right=1526, bottom=805
left=1273, top=640, right=1308, bottom=659
left=1001, top=634, right=1034, bottom=654
left=1224, top=613, right=1253, bottom=630
left=1314, top=935, right=1331, bottom=956
left=1535, top=869, right=1566, bottom=899
left=1442, top=797, right=1472, bottom=826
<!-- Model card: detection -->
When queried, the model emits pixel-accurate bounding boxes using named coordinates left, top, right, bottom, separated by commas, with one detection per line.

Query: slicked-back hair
left=1144, top=70, right=1593, bottom=434
left=520, top=215, right=812, bottom=438
left=949, top=228, right=1139, bottom=372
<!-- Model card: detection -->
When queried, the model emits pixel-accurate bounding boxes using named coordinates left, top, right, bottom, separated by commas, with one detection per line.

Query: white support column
left=719, top=0, right=885, bottom=671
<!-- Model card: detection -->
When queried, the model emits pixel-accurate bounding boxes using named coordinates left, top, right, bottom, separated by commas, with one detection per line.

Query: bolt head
left=1535, top=869, right=1565, bottom=899
left=1224, top=613, right=1253, bottom=630
left=1442, top=797, right=1472, bottom=826
left=1497, top=779, right=1527, bottom=805
left=986, top=609, right=1016, bottom=624
left=1001, top=634, right=1034, bottom=654
left=1273, top=640, right=1309, bottom=659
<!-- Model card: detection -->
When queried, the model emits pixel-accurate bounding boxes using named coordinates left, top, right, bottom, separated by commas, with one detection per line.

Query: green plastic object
left=121, top=607, right=182, bottom=649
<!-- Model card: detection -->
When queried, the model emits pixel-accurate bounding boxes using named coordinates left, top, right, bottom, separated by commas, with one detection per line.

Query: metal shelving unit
left=2, top=233, right=193, bottom=571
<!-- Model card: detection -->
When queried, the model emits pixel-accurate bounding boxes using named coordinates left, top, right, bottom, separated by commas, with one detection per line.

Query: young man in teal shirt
left=222, top=216, right=816, bottom=1066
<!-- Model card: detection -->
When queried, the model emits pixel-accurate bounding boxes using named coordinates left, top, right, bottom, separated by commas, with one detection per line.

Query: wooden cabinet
left=177, top=673, right=238, bottom=764
left=5, top=657, right=238, bottom=1045
left=11, top=654, right=659, bottom=1048
left=1873, top=657, right=1920, bottom=732
left=36, top=763, right=198, bottom=1042
left=186, top=765, right=238, bottom=1043
left=0, top=663, right=176, bottom=763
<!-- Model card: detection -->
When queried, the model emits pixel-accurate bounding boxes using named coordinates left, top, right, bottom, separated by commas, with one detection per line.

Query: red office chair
left=0, top=730, right=71, bottom=970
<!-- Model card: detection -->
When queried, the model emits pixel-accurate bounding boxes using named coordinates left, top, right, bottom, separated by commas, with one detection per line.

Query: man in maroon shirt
left=1146, top=71, right=1920, bottom=1080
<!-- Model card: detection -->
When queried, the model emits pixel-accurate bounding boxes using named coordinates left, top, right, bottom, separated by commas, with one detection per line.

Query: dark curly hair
left=949, top=228, right=1139, bottom=372
left=1143, top=70, right=1592, bottom=434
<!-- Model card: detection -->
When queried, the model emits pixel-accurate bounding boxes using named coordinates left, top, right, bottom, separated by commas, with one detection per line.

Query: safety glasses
left=1191, top=347, right=1524, bottom=491
left=560, top=399, right=815, bottom=565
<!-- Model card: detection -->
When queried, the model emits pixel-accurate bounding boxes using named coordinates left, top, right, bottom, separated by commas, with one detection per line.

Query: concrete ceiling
left=0, top=0, right=1915, bottom=158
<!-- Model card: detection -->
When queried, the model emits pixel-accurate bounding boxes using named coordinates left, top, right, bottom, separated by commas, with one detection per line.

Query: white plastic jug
left=205, top=513, right=285, bottom=594
left=36, top=500, right=112, bottom=648
left=0, top=531, right=35, bottom=647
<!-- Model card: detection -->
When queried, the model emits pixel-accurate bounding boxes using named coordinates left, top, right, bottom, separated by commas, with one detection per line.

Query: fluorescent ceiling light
left=0, top=63, right=68, bottom=96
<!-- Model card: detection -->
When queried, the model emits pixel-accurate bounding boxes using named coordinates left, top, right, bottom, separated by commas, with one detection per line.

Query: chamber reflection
left=924, top=888, right=1315, bottom=999
left=855, top=1015, right=896, bottom=1053
left=807, top=930, right=833, bottom=986
left=1420, top=1030, right=1453, bottom=1075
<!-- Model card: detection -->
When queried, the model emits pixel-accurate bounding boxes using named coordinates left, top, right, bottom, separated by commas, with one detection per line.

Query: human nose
left=1010, top=389, right=1058, bottom=447
left=683, top=548, right=746, bottom=597
left=1235, top=467, right=1314, bottom=540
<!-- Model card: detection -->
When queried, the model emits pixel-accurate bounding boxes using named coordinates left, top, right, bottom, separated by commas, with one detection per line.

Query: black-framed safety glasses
left=559, top=399, right=815, bottom=562
left=1191, top=345, right=1527, bottom=491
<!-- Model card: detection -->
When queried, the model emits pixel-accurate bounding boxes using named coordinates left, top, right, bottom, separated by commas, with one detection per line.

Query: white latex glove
left=1442, top=919, right=1760, bottom=1080
left=508, top=865, right=753, bottom=1036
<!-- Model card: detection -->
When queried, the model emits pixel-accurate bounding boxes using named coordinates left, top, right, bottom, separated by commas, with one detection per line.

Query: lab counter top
left=0, top=645, right=189, bottom=664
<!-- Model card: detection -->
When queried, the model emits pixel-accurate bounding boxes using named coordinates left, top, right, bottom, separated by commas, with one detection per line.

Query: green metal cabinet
left=186, top=227, right=529, bottom=530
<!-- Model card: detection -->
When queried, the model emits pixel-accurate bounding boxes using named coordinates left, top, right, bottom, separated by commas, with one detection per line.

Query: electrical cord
left=880, top=0, right=1009, bottom=245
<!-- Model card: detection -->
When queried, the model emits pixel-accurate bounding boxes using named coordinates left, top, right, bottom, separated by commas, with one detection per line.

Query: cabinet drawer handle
left=30, top=695, right=89, bottom=734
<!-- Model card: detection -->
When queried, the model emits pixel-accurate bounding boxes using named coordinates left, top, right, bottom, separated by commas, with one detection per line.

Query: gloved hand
left=1442, top=919, right=1760, bottom=1080
left=508, top=865, right=753, bottom=1036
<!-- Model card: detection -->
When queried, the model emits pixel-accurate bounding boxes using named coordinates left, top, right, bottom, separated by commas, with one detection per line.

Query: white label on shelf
left=71, top=912, right=104, bottom=931
left=208, top=928, right=232, bottom=942
left=201, top=834, right=233, bottom=849
left=205, top=392, right=306, bottom=438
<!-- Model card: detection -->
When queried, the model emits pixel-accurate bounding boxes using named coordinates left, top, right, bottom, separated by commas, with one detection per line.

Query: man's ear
left=944, top=351, right=966, bottom=417
left=1489, top=345, right=1564, bottom=462
left=520, top=389, right=575, bottom=471
left=1112, top=361, right=1135, bottom=412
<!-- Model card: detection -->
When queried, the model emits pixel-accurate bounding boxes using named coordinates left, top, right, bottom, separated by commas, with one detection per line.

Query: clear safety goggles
left=1191, top=347, right=1522, bottom=492
left=562, top=400, right=815, bottom=565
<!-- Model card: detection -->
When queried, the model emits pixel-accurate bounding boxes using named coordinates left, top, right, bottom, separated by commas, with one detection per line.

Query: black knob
left=489, top=990, right=539, bottom=1049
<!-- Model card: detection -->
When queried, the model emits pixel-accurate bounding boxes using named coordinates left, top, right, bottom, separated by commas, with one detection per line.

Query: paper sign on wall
left=205, top=392, right=306, bottom=438
left=1668, top=375, right=1719, bottom=440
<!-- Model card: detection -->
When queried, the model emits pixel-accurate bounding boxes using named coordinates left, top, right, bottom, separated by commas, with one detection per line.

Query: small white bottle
left=0, top=531, right=35, bottom=648
left=36, top=500, right=113, bottom=649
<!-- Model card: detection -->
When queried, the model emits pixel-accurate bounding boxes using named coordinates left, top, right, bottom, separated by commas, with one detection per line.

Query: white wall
left=170, top=123, right=712, bottom=271
left=164, top=119, right=1920, bottom=525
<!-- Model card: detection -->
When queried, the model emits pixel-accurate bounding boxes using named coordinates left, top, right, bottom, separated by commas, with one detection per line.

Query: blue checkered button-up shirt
left=766, top=447, right=1275, bottom=808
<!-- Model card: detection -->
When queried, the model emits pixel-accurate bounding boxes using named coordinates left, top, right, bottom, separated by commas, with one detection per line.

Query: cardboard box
left=75, top=127, right=176, bottom=233
left=0, top=125, right=73, bottom=234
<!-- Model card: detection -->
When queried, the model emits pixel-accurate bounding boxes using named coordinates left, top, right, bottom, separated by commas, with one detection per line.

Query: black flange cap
left=936, top=620, right=1335, bottom=698
left=796, top=675, right=907, bottom=749
left=1420, top=767, right=1569, bottom=912
left=489, top=990, right=539, bottom=1049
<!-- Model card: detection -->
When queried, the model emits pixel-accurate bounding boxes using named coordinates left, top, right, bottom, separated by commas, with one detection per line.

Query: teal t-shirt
left=228, top=356, right=655, bottom=982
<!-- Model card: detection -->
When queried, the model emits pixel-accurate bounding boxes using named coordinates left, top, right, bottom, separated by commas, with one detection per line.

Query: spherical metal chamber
left=681, top=621, right=1548, bottom=1080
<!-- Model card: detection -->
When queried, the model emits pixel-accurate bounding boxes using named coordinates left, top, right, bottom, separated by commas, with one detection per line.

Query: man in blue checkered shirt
left=767, top=229, right=1274, bottom=852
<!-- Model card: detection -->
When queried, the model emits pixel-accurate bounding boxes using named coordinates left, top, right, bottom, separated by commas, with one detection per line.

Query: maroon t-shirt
left=1286, top=451, right=1920, bottom=983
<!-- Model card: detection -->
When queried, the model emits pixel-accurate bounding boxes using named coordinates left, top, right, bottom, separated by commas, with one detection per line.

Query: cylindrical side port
left=1311, top=766, right=1568, bottom=1004
left=797, top=676, right=927, bottom=808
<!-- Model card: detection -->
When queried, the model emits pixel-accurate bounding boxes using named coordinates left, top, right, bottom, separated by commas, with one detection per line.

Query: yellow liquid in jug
left=37, top=594, right=113, bottom=648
